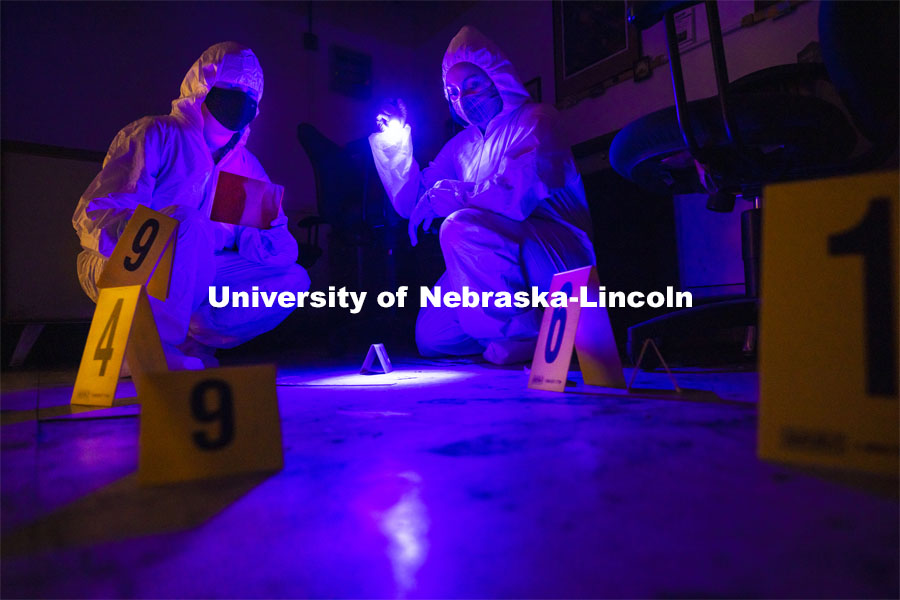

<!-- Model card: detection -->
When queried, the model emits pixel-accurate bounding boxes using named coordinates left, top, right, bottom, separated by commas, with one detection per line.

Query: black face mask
left=204, top=87, right=257, bottom=131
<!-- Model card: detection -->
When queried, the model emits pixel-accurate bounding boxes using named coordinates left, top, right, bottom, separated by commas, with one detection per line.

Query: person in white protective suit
left=369, top=26, right=596, bottom=364
left=73, top=42, right=309, bottom=370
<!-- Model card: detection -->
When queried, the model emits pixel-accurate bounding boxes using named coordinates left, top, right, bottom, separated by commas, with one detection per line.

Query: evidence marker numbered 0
left=528, top=265, right=625, bottom=393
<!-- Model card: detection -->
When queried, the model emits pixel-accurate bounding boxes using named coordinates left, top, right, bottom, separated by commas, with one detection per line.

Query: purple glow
left=378, top=471, right=429, bottom=594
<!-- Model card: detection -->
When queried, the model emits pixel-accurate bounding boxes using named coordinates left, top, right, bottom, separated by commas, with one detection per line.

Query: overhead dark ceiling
left=266, top=1, right=478, bottom=48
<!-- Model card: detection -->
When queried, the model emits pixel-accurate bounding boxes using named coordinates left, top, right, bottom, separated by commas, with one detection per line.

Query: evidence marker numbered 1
left=759, top=170, right=899, bottom=475
left=96, top=203, right=177, bottom=301
left=138, top=365, right=284, bottom=486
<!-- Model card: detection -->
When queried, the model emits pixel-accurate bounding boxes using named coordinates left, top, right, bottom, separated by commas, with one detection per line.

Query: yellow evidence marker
left=71, top=285, right=167, bottom=407
left=138, top=365, right=284, bottom=486
left=529, top=265, right=626, bottom=392
left=759, top=170, right=898, bottom=475
left=96, top=204, right=177, bottom=301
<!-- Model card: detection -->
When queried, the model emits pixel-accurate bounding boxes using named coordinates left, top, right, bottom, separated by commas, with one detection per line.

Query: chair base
left=627, top=297, right=758, bottom=369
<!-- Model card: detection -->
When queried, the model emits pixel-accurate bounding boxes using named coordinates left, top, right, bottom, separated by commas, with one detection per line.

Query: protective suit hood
left=441, top=26, right=531, bottom=126
left=172, top=41, right=264, bottom=147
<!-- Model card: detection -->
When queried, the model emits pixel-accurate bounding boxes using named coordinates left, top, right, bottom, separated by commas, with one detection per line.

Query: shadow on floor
left=2, top=471, right=272, bottom=557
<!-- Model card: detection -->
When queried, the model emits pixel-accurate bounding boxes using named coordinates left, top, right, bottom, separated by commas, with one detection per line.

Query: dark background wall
left=1, top=0, right=821, bottom=209
left=0, top=1, right=821, bottom=362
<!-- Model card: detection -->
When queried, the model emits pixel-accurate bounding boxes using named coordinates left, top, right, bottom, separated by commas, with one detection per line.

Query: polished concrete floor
left=1, top=357, right=897, bottom=598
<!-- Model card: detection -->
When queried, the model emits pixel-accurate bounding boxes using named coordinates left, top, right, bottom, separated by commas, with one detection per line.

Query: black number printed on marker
left=827, top=197, right=898, bottom=397
left=191, top=379, right=236, bottom=450
left=124, top=218, right=160, bottom=272
left=545, top=281, right=573, bottom=363
left=94, top=298, right=123, bottom=376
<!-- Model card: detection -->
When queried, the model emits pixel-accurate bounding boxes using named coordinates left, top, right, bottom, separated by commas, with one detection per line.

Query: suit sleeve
left=465, top=107, right=569, bottom=222
left=73, top=118, right=164, bottom=256
left=369, top=125, right=459, bottom=219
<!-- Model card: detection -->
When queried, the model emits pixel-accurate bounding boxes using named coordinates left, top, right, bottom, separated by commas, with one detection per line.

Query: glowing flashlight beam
left=379, top=118, right=405, bottom=144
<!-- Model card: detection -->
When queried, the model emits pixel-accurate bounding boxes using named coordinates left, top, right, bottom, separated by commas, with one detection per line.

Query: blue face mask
left=448, top=100, right=469, bottom=127
left=204, top=87, right=257, bottom=131
left=458, top=86, right=503, bottom=126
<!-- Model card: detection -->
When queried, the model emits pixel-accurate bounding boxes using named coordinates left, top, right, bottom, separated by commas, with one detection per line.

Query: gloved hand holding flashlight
left=376, top=98, right=407, bottom=131
left=375, top=98, right=410, bottom=147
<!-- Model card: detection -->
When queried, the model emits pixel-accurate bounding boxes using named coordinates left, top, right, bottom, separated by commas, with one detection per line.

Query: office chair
left=609, top=0, right=898, bottom=367
left=296, top=123, right=414, bottom=354
left=295, top=123, right=379, bottom=282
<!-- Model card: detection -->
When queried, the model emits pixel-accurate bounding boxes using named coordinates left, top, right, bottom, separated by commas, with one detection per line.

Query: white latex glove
left=237, top=213, right=298, bottom=266
left=421, top=179, right=474, bottom=217
left=376, top=98, right=408, bottom=130
left=211, top=222, right=236, bottom=251
left=268, top=213, right=289, bottom=228
left=158, top=204, right=233, bottom=250
left=408, top=196, right=438, bottom=247
left=372, top=99, right=410, bottom=161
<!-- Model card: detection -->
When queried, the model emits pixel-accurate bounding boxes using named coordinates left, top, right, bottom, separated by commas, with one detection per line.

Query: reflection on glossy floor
left=1, top=358, right=897, bottom=598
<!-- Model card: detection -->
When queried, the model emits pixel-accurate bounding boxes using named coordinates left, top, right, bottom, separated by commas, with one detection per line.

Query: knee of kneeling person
left=414, top=317, right=443, bottom=357
left=284, top=263, right=311, bottom=292
left=167, top=206, right=218, bottom=252
left=439, top=207, right=483, bottom=247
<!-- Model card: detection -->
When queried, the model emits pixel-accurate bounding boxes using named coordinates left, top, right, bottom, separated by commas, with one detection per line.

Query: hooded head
left=171, top=42, right=264, bottom=144
left=441, top=26, right=531, bottom=127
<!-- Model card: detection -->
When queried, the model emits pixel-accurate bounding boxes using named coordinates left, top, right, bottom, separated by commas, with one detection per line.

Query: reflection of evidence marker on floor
left=71, top=285, right=168, bottom=407
left=96, top=204, right=177, bottom=301
left=529, top=266, right=625, bottom=393
left=138, top=365, right=283, bottom=486
left=360, top=343, right=393, bottom=374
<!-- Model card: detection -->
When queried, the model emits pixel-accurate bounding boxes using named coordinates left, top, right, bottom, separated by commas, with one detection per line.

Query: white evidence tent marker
left=361, top=343, right=393, bottom=374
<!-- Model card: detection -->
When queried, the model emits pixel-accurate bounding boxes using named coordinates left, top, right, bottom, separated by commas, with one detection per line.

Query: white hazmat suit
left=369, top=27, right=595, bottom=363
left=73, top=42, right=309, bottom=366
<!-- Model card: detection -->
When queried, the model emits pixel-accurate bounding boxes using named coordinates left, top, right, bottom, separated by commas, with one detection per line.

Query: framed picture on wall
left=553, top=0, right=641, bottom=107
left=330, top=45, right=372, bottom=99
